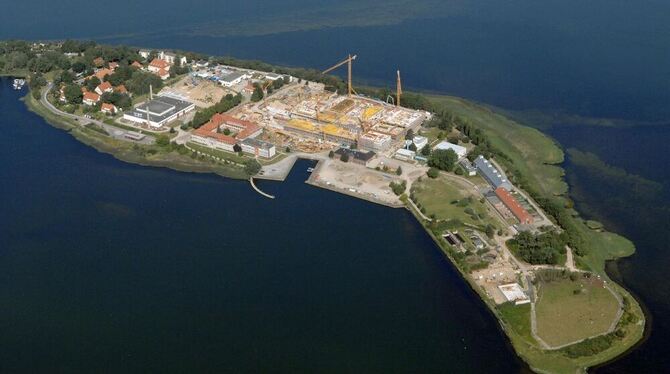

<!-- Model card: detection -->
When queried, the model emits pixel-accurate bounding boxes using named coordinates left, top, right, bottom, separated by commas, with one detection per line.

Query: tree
left=428, top=149, right=458, bottom=171
left=71, top=61, right=87, bottom=74
left=427, top=167, right=439, bottom=179
left=285, top=146, right=291, bottom=153
left=409, top=143, right=417, bottom=152
left=420, top=144, right=431, bottom=157
left=405, top=129, right=415, bottom=140
left=64, top=84, right=83, bottom=104
left=340, top=152, right=350, bottom=162
left=244, top=159, right=262, bottom=176
left=233, top=144, right=242, bottom=153
left=251, top=84, right=264, bottom=102
left=396, top=166, right=403, bottom=175
left=328, top=150, right=335, bottom=158
left=85, top=76, right=101, bottom=92
left=156, top=134, right=170, bottom=147
left=485, top=224, right=495, bottom=239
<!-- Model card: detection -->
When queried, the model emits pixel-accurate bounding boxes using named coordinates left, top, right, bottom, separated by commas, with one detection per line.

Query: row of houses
left=475, top=155, right=534, bottom=225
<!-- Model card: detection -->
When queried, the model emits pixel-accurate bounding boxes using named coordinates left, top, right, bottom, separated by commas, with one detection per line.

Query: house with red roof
left=190, top=113, right=262, bottom=153
left=101, top=103, right=117, bottom=115
left=108, top=62, right=119, bottom=70
left=157, top=68, right=170, bottom=80
left=114, top=84, right=128, bottom=94
left=93, top=68, right=114, bottom=81
left=131, top=61, right=143, bottom=69
left=95, top=81, right=113, bottom=95
left=148, top=58, right=170, bottom=73
left=83, top=92, right=100, bottom=106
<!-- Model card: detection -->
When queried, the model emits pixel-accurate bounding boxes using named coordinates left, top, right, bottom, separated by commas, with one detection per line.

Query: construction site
left=226, top=55, right=430, bottom=154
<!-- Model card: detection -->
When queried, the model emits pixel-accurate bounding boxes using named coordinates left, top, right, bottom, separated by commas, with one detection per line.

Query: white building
left=138, top=49, right=151, bottom=59
left=394, top=148, right=416, bottom=161
left=219, top=71, right=250, bottom=87
left=412, top=135, right=428, bottom=151
left=242, top=138, right=276, bottom=159
left=123, top=95, right=195, bottom=128
left=433, top=141, right=467, bottom=158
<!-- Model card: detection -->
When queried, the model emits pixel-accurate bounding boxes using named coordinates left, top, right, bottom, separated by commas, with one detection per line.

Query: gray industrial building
left=474, top=155, right=513, bottom=191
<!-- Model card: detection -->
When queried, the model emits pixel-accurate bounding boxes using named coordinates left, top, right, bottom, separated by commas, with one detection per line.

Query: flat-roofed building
left=412, top=135, right=428, bottom=151
left=359, top=131, right=392, bottom=151
left=474, top=155, right=513, bottom=191
left=433, top=141, right=467, bottom=158
left=334, top=148, right=376, bottom=166
left=394, top=148, right=416, bottom=161
left=219, top=71, right=249, bottom=87
left=190, top=113, right=264, bottom=154
left=241, top=138, right=276, bottom=159
left=123, top=95, right=195, bottom=128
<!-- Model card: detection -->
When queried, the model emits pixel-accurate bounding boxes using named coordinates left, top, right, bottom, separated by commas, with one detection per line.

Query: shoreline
left=14, top=66, right=644, bottom=373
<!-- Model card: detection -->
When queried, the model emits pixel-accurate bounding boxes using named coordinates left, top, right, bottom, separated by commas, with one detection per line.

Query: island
left=1, top=39, right=645, bottom=373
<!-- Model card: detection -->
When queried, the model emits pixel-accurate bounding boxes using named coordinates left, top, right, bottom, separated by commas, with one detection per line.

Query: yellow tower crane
left=396, top=70, right=402, bottom=107
left=322, top=54, right=357, bottom=97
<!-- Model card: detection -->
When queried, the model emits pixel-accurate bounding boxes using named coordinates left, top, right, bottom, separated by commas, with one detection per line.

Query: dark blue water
left=0, top=80, right=523, bottom=372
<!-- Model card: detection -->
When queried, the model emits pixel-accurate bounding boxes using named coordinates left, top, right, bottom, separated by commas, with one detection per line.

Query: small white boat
left=13, top=78, right=25, bottom=90
left=307, top=167, right=315, bottom=173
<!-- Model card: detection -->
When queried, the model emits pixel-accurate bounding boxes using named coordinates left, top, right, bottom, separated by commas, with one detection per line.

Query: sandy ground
left=311, top=158, right=403, bottom=206
left=472, top=254, right=521, bottom=304
left=162, top=76, right=231, bottom=108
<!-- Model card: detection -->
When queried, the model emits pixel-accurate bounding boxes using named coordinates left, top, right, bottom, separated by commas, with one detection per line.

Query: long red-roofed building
left=494, top=187, right=534, bottom=225
left=191, top=113, right=264, bottom=153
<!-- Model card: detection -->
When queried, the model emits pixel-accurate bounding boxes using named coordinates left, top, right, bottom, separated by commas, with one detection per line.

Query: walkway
left=41, top=83, right=155, bottom=145
left=249, top=177, right=275, bottom=199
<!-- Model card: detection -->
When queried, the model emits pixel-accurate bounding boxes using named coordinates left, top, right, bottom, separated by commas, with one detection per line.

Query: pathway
left=41, top=83, right=155, bottom=145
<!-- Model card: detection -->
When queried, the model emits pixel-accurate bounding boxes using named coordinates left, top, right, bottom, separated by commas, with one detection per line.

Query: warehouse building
left=433, top=141, right=467, bottom=158
left=474, top=155, right=513, bottom=191
left=123, top=95, right=195, bottom=128
left=495, top=187, right=534, bottom=225
left=334, top=148, right=376, bottom=166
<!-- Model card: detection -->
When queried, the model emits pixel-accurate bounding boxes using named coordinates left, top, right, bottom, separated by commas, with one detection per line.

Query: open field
left=535, top=278, right=621, bottom=347
left=412, top=175, right=499, bottom=227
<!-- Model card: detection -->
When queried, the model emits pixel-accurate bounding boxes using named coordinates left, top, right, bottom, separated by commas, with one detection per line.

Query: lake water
left=0, top=80, right=523, bottom=372
left=3, top=0, right=670, bottom=370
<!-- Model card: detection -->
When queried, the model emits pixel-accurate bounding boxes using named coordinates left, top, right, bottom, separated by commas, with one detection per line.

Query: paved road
left=41, top=83, right=155, bottom=145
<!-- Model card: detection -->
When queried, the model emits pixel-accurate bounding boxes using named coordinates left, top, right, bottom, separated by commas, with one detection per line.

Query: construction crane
left=322, top=54, right=357, bottom=97
left=396, top=70, right=402, bottom=107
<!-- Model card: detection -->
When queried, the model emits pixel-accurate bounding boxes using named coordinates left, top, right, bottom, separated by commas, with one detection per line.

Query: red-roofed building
left=131, top=61, right=143, bottom=69
left=157, top=68, right=170, bottom=80
left=93, top=68, right=114, bottom=81
left=83, top=92, right=100, bottom=106
left=494, top=187, right=534, bottom=225
left=114, top=84, right=128, bottom=94
left=190, top=113, right=262, bottom=153
left=95, top=81, right=113, bottom=95
left=148, top=58, right=170, bottom=73
left=101, top=103, right=117, bottom=114
left=108, top=61, right=119, bottom=70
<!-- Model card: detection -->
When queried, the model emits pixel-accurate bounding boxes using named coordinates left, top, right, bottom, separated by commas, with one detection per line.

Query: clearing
left=535, top=277, right=621, bottom=347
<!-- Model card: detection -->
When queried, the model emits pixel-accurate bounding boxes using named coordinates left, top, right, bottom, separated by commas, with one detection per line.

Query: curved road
left=41, top=83, right=155, bottom=145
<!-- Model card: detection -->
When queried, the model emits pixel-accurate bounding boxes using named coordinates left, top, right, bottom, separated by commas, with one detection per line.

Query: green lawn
left=535, top=278, right=621, bottom=347
left=497, top=303, right=533, bottom=342
left=412, top=175, right=499, bottom=228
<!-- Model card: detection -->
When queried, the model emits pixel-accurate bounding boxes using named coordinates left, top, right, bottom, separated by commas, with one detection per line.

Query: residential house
left=95, top=81, right=113, bottom=95
left=101, top=103, right=117, bottom=115
left=148, top=58, right=170, bottom=73
left=83, top=92, right=100, bottom=106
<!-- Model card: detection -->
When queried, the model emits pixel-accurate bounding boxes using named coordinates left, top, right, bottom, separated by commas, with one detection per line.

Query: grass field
left=412, top=175, right=500, bottom=228
left=536, top=278, right=621, bottom=347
